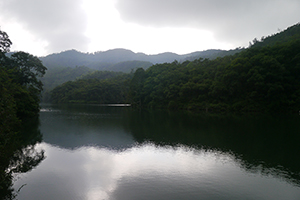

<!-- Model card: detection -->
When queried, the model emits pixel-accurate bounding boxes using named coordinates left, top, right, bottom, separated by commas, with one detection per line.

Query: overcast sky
left=0, top=0, right=299, bottom=56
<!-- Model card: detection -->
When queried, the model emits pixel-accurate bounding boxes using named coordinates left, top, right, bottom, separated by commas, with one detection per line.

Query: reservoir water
left=13, top=104, right=300, bottom=199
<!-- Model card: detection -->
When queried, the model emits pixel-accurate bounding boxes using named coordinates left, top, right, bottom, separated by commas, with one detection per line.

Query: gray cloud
left=0, top=0, right=89, bottom=53
left=115, top=0, right=300, bottom=47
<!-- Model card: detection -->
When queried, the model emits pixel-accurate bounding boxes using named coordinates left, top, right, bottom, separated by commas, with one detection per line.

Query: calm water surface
left=13, top=104, right=300, bottom=199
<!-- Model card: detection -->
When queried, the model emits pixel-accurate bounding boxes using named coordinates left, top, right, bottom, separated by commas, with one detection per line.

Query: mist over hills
left=39, top=48, right=241, bottom=72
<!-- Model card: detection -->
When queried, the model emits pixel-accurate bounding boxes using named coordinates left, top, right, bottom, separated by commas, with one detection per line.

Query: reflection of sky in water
left=14, top=143, right=300, bottom=200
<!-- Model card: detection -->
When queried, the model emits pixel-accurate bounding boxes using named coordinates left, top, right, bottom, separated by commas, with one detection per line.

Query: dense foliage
left=0, top=30, right=46, bottom=199
left=129, top=23, right=300, bottom=113
left=50, top=71, right=132, bottom=104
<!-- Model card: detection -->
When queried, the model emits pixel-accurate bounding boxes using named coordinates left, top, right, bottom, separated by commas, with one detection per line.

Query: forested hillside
left=129, top=23, right=300, bottom=113
left=41, top=61, right=151, bottom=102
left=182, top=48, right=242, bottom=62
left=251, top=23, right=300, bottom=48
left=41, top=66, right=94, bottom=102
left=108, top=60, right=153, bottom=73
left=39, top=43, right=238, bottom=96
left=49, top=23, right=300, bottom=113
left=42, top=66, right=93, bottom=89
left=50, top=72, right=132, bottom=104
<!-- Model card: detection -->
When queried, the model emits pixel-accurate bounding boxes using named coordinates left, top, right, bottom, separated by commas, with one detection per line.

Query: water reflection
left=12, top=104, right=300, bottom=199
left=40, top=104, right=135, bottom=150
left=1, top=117, right=45, bottom=200
left=125, top=110, right=300, bottom=185
left=14, top=143, right=300, bottom=200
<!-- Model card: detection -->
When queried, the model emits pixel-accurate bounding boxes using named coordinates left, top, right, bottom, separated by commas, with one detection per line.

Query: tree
left=129, top=68, right=146, bottom=107
left=0, top=30, right=18, bottom=137
left=0, top=30, right=12, bottom=53
left=10, top=52, right=47, bottom=91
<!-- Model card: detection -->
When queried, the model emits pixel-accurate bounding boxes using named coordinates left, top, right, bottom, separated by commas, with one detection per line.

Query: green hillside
left=50, top=73, right=132, bottom=104
left=49, top=23, right=300, bottom=113
left=251, top=23, right=300, bottom=47
left=128, top=23, right=300, bottom=112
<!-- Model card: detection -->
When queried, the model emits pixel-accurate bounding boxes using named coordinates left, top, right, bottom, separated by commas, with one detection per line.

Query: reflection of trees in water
left=0, top=117, right=45, bottom=200
left=9, top=146, right=45, bottom=174
left=239, top=158, right=300, bottom=188
left=124, top=111, right=300, bottom=186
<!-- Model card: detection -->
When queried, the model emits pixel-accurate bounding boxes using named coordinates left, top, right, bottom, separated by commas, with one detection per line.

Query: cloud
left=115, top=0, right=300, bottom=46
left=0, top=0, right=89, bottom=53
left=1, top=0, right=299, bottom=55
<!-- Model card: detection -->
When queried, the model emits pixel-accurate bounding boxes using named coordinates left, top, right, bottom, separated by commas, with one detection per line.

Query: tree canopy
left=0, top=30, right=12, bottom=53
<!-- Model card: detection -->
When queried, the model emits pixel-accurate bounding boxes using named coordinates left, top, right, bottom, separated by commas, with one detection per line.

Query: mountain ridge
left=39, top=48, right=241, bottom=71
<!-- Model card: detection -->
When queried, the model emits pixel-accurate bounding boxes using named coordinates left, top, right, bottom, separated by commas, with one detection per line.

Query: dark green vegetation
left=50, top=71, right=132, bottom=104
left=49, top=23, right=300, bottom=113
left=131, top=24, right=300, bottom=112
left=131, top=40, right=300, bottom=112
left=0, top=30, right=46, bottom=199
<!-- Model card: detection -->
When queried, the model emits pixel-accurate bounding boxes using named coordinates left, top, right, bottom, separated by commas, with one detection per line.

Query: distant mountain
left=39, top=48, right=239, bottom=72
left=40, top=49, right=92, bottom=68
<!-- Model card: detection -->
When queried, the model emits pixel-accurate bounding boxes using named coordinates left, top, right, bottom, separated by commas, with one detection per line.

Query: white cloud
left=0, top=0, right=89, bottom=55
left=83, top=0, right=233, bottom=55
left=0, top=20, right=49, bottom=55
left=115, top=0, right=300, bottom=48
left=1, top=0, right=299, bottom=56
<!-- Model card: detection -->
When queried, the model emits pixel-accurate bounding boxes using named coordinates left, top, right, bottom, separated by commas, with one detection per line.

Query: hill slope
left=251, top=22, right=300, bottom=48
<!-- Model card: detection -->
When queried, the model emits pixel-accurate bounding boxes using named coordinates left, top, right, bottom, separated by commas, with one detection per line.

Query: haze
left=0, top=0, right=299, bottom=56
